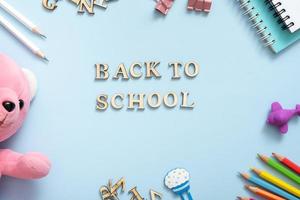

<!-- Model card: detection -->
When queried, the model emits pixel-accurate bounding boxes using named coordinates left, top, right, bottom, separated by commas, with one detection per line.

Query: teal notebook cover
left=240, top=0, right=300, bottom=53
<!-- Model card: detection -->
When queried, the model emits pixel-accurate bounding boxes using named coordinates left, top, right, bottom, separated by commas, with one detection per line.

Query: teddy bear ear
left=22, top=68, right=38, bottom=101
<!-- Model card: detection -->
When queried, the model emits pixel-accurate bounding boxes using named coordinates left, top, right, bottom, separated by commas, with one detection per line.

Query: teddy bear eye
left=19, top=99, right=24, bottom=110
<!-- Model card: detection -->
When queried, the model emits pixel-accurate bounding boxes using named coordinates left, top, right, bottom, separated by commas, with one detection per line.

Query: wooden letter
left=42, top=0, right=57, bottom=10
left=99, top=178, right=125, bottom=200
left=78, top=0, right=95, bottom=14
left=96, top=94, right=108, bottom=111
left=71, top=0, right=81, bottom=5
left=95, top=64, right=109, bottom=80
left=113, top=63, right=129, bottom=80
left=128, top=93, right=145, bottom=110
left=180, top=92, right=195, bottom=109
left=145, top=62, right=161, bottom=79
left=147, top=93, right=161, bottom=108
left=94, top=0, right=108, bottom=8
left=109, top=177, right=126, bottom=196
left=111, top=94, right=124, bottom=110
left=99, top=186, right=114, bottom=200
left=169, top=62, right=182, bottom=79
left=163, top=92, right=178, bottom=108
left=129, top=62, right=143, bottom=79
left=150, top=190, right=162, bottom=200
left=128, top=187, right=144, bottom=200
left=184, top=61, right=200, bottom=78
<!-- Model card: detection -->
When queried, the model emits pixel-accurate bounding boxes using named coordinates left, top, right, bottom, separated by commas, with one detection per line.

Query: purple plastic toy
left=267, top=102, right=300, bottom=134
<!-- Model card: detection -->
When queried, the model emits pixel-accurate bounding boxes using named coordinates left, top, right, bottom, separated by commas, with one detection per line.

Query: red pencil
left=273, top=153, right=300, bottom=174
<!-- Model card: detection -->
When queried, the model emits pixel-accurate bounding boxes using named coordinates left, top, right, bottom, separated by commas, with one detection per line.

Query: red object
left=187, top=0, right=212, bottom=12
left=187, top=0, right=197, bottom=10
left=203, top=0, right=212, bottom=12
left=194, top=0, right=204, bottom=11
left=282, top=158, right=300, bottom=174
left=156, top=0, right=174, bottom=15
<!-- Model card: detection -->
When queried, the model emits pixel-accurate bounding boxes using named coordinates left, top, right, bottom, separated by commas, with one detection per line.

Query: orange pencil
left=245, top=185, right=287, bottom=200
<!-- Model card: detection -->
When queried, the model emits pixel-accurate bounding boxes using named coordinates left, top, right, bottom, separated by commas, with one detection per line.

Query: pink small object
left=187, top=0, right=197, bottom=10
left=203, top=0, right=212, bottom=12
left=0, top=54, right=51, bottom=180
left=187, top=0, right=212, bottom=12
left=267, top=102, right=300, bottom=134
left=194, top=0, right=204, bottom=11
left=155, top=0, right=174, bottom=15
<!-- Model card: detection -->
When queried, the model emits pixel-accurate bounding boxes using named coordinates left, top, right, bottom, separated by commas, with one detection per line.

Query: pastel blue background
left=0, top=0, right=299, bottom=199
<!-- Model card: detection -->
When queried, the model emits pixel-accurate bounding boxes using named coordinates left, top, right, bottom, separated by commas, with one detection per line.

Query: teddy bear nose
left=2, top=101, right=16, bottom=112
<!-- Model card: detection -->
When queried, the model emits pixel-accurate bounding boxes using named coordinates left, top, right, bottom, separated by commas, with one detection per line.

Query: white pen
left=0, top=15, right=48, bottom=61
left=0, top=0, right=46, bottom=38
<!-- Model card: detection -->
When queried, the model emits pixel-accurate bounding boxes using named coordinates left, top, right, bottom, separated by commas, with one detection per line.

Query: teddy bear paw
left=17, top=152, right=51, bottom=179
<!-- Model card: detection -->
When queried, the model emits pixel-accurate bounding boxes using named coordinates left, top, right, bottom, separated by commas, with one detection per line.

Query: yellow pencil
left=252, top=168, right=300, bottom=197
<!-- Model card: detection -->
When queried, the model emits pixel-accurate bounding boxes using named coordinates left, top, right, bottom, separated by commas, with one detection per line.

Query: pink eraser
left=161, top=0, right=173, bottom=9
left=156, top=2, right=169, bottom=15
left=203, top=0, right=212, bottom=12
left=187, top=0, right=197, bottom=10
left=194, top=0, right=204, bottom=11
left=155, top=0, right=174, bottom=15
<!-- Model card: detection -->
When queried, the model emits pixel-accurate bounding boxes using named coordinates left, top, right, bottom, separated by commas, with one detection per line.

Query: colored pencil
left=0, top=0, right=45, bottom=38
left=237, top=197, right=255, bottom=200
left=245, top=185, right=287, bottom=200
left=258, top=154, right=300, bottom=184
left=240, top=173, right=300, bottom=200
left=252, top=168, right=300, bottom=197
left=0, top=15, right=48, bottom=61
left=273, top=153, right=300, bottom=175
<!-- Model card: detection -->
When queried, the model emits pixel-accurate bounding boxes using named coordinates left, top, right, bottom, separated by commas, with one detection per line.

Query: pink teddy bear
left=0, top=54, right=51, bottom=180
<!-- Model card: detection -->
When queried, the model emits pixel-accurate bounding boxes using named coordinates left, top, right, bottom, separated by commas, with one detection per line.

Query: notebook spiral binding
left=238, top=0, right=275, bottom=47
left=264, top=0, right=295, bottom=30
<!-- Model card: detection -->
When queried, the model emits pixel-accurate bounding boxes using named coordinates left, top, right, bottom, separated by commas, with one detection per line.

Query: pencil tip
left=251, top=167, right=260, bottom=174
left=239, top=172, right=249, bottom=179
left=40, top=33, right=47, bottom=39
left=43, top=57, right=49, bottom=62
left=257, top=154, right=268, bottom=162
left=257, top=153, right=262, bottom=158
left=244, top=185, right=251, bottom=189
left=32, top=28, right=46, bottom=39
left=272, top=153, right=283, bottom=161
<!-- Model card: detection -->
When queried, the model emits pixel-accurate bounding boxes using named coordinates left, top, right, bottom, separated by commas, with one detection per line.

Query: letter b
left=95, top=64, right=109, bottom=80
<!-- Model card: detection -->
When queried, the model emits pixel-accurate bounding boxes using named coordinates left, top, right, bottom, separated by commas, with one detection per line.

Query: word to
left=99, top=178, right=162, bottom=200
left=94, top=61, right=200, bottom=111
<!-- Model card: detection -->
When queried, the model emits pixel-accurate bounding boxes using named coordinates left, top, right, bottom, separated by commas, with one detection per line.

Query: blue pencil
left=240, top=173, right=300, bottom=200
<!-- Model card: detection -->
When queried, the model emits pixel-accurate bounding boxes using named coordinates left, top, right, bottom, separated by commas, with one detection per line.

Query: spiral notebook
left=270, top=0, right=300, bottom=33
left=238, top=0, right=300, bottom=53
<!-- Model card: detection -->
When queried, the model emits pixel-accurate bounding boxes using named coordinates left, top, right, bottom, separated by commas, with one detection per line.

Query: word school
left=95, top=61, right=200, bottom=111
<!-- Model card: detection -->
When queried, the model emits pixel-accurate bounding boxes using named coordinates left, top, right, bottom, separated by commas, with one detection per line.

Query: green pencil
left=258, top=154, right=300, bottom=185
